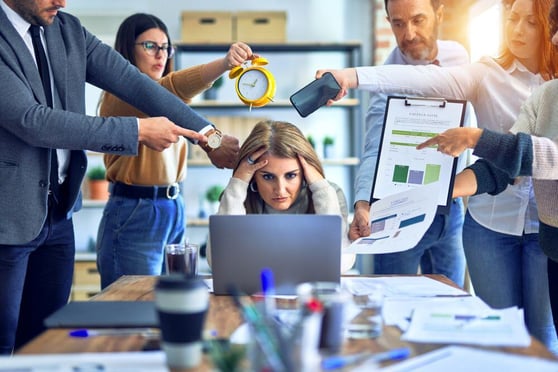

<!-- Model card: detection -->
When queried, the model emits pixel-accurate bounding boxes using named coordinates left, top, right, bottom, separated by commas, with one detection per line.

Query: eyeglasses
left=135, top=41, right=175, bottom=59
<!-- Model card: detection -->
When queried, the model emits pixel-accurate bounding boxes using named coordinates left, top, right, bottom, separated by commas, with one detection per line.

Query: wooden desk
left=18, top=275, right=558, bottom=368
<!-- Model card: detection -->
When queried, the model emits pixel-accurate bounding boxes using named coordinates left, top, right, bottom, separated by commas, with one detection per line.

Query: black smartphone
left=289, top=72, right=341, bottom=118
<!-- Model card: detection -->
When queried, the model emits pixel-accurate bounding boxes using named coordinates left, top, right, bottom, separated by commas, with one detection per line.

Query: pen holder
left=290, top=302, right=323, bottom=371
left=244, top=302, right=294, bottom=372
left=297, top=282, right=348, bottom=353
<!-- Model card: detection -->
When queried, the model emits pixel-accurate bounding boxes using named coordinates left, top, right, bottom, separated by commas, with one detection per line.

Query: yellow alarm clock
left=229, top=57, right=276, bottom=108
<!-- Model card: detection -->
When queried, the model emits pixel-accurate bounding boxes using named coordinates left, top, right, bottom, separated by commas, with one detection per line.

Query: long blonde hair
left=236, top=120, right=324, bottom=213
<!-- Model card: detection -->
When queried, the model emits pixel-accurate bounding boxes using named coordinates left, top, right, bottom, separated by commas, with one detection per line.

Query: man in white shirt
left=350, top=0, right=469, bottom=286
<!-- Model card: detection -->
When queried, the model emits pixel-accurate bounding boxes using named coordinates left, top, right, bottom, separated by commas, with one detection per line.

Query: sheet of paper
left=372, top=97, right=465, bottom=210
left=377, top=346, right=558, bottom=372
left=0, top=351, right=167, bottom=371
left=402, top=306, right=531, bottom=347
left=383, top=296, right=490, bottom=331
left=346, top=184, right=438, bottom=254
left=342, top=276, right=480, bottom=331
left=342, top=276, right=468, bottom=298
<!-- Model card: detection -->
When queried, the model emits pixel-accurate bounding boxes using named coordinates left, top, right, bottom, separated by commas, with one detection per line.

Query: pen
left=228, top=285, right=286, bottom=372
left=321, top=347, right=411, bottom=370
left=69, top=328, right=160, bottom=338
left=260, top=267, right=276, bottom=315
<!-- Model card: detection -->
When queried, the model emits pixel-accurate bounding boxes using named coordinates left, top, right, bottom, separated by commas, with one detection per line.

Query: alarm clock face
left=237, top=69, right=270, bottom=101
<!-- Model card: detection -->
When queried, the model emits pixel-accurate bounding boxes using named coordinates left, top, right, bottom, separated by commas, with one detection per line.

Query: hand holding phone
left=289, top=72, right=341, bottom=117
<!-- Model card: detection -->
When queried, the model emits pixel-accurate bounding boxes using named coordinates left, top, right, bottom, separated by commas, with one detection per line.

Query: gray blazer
left=0, top=10, right=212, bottom=245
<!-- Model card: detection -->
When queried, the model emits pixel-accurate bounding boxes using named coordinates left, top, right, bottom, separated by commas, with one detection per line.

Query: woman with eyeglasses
left=95, top=13, right=253, bottom=289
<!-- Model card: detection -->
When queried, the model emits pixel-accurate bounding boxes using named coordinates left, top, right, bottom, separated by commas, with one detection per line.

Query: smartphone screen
left=289, top=72, right=341, bottom=118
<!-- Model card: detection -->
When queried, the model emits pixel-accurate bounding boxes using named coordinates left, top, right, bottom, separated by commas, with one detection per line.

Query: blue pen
left=260, top=267, right=276, bottom=315
left=69, top=328, right=159, bottom=338
left=321, top=347, right=411, bottom=370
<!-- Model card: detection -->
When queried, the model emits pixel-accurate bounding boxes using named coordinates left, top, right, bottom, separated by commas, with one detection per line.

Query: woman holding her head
left=96, top=13, right=250, bottom=289
left=317, top=0, right=558, bottom=351
left=206, top=120, right=355, bottom=273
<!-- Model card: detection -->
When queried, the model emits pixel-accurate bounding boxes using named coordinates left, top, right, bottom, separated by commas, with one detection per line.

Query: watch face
left=208, top=132, right=222, bottom=149
left=237, top=69, right=269, bottom=101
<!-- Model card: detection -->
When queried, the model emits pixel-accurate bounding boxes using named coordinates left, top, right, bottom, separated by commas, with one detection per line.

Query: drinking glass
left=165, top=243, right=198, bottom=278
left=346, top=282, right=384, bottom=339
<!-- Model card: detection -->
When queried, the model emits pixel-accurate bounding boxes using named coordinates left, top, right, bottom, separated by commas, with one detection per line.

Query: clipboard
left=369, top=96, right=467, bottom=214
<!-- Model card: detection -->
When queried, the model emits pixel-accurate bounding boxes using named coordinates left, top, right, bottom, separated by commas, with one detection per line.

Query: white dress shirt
left=356, top=56, right=543, bottom=236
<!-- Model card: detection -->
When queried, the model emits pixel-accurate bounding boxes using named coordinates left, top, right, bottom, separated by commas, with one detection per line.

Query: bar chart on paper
left=392, top=163, right=441, bottom=185
left=371, top=96, right=466, bottom=208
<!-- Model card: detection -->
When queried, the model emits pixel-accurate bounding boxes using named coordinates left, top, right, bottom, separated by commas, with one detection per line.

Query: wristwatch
left=201, top=127, right=222, bottom=152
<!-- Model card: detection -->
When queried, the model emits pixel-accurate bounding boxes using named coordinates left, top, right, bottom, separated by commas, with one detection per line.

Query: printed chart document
left=347, top=184, right=438, bottom=254
left=342, top=276, right=483, bottom=331
left=402, top=306, right=531, bottom=347
left=371, top=96, right=466, bottom=214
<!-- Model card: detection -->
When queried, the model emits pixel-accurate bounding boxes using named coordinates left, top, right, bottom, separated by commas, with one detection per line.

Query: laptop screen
left=209, top=214, right=342, bottom=295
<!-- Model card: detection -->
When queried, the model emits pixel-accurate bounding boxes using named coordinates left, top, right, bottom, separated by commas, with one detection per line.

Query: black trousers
left=0, top=196, right=74, bottom=354
left=540, top=221, right=558, bottom=338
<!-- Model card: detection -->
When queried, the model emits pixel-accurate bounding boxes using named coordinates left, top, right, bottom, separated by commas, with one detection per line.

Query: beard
left=400, top=20, right=439, bottom=61
left=11, top=0, right=59, bottom=27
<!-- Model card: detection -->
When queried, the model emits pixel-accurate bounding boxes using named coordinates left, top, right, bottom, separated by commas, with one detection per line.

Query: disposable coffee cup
left=155, top=275, right=209, bottom=370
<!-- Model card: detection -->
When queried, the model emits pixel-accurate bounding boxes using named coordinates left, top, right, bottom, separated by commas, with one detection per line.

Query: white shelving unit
left=74, top=42, right=364, bottom=252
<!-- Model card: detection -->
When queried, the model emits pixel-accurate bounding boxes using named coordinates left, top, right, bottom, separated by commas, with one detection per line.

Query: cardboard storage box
left=235, top=11, right=286, bottom=43
left=181, top=12, right=233, bottom=43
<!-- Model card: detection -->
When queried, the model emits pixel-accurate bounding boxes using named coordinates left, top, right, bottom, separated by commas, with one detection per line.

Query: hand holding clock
left=229, top=56, right=276, bottom=107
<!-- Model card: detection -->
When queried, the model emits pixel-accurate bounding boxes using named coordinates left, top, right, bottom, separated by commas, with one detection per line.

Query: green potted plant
left=323, top=136, right=335, bottom=158
left=203, top=76, right=224, bottom=100
left=86, top=165, right=108, bottom=200
left=205, top=184, right=224, bottom=214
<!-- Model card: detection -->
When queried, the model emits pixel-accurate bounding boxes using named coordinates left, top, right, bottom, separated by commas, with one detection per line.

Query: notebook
left=44, top=301, right=158, bottom=328
left=209, top=214, right=342, bottom=295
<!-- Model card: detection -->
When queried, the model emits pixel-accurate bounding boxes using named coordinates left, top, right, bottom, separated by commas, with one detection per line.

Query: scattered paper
left=346, top=185, right=438, bottom=254
left=379, top=346, right=558, bottom=372
left=0, top=351, right=167, bottom=371
left=383, top=296, right=490, bottom=331
left=342, top=276, right=468, bottom=298
left=402, top=306, right=531, bottom=347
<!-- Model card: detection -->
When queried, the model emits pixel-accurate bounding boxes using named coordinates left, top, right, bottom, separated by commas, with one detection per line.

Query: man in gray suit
left=0, top=0, right=239, bottom=353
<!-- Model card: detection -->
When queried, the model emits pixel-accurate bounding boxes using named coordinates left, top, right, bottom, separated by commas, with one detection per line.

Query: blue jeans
left=463, top=211, right=558, bottom=353
left=96, top=194, right=186, bottom=289
left=0, top=214, right=75, bottom=354
left=374, top=198, right=466, bottom=287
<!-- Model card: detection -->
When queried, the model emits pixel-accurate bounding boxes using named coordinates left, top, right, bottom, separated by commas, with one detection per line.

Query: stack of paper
left=341, top=276, right=532, bottom=346
left=402, top=306, right=531, bottom=347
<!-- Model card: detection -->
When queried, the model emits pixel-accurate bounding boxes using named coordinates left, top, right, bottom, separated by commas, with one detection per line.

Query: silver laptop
left=209, top=214, right=342, bottom=295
